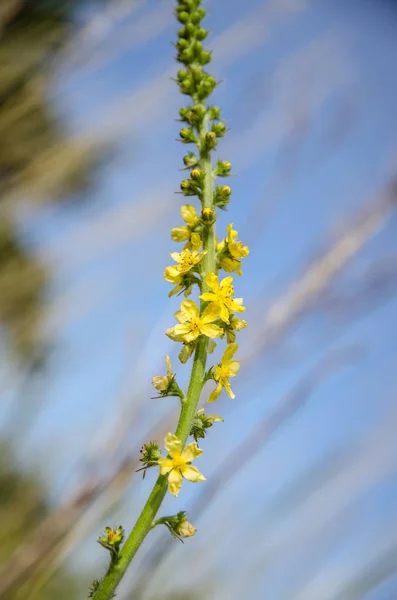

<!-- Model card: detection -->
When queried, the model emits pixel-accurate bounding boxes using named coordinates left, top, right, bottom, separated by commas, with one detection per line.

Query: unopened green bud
left=183, top=152, right=199, bottom=167
left=177, top=38, right=189, bottom=50
left=215, top=160, right=232, bottom=176
left=212, top=122, right=227, bottom=137
left=214, top=184, right=231, bottom=208
left=191, top=10, right=204, bottom=24
left=177, top=69, right=189, bottom=82
left=179, top=127, right=197, bottom=143
left=196, top=27, right=208, bottom=41
left=190, top=408, right=224, bottom=442
left=139, top=441, right=162, bottom=471
left=177, top=11, right=189, bottom=23
left=203, top=131, right=217, bottom=151
left=208, top=106, right=221, bottom=120
left=200, top=50, right=212, bottom=64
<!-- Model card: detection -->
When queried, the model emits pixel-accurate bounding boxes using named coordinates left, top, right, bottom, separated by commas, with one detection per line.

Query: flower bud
left=139, top=441, right=162, bottom=470
left=208, top=106, right=221, bottom=120
left=211, top=122, right=227, bottom=137
left=203, top=131, right=217, bottom=151
left=98, top=526, right=124, bottom=554
left=190, top=407, right=224, bottom=442
left=196, top=27, right=208, bottom=41
left=179, top=127, right=197, bottom=143
left=183, top=152, right=199, bottom=167
left=191, top=168, right=201, bottom=180
left=201, top=207, right=215, bottom=225
left=155, top=511, right=197, bottom=541
left=177, top=11, right=189, bottom=23
left=215, top=160, right=232, bottom=176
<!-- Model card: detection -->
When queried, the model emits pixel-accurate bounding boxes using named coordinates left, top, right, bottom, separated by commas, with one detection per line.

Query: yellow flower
left=185, top=232, right=202, bottom=252
left=225, top=316, right=248, bottom=344
left=208, top=343, right=240, bottom=403
left=166, top=299, right=223, bottom=343
left=158, top=433, right=206, bottom=497
left=217, top=223, right=249, bottom=275
left=171, top=204, right=199, bottom=242
left=165, top=248, right=206, bottom=281
left=200, top=272, right=245, bottom=324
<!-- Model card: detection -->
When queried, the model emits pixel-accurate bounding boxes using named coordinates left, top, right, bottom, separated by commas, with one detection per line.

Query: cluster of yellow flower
left=148, top=0, right=250, bottom=499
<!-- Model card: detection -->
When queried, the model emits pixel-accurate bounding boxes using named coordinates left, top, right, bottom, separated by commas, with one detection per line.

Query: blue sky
left=3, top=0, right=397, bottom=598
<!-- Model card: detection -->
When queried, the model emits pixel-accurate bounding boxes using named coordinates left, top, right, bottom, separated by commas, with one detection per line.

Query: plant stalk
left=93, top=107, right=214, bottom=600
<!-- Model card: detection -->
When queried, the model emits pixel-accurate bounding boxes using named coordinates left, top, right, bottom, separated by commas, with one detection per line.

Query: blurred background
left=1, top=0, right=397, bottom=598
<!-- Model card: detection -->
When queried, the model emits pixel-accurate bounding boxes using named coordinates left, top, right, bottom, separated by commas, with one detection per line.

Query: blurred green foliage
left=0, top=443, right=81, bottom=599
left=0, top=0, right=108, bottom=361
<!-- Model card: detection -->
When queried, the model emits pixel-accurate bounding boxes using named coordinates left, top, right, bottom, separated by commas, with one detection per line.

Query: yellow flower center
left=220, top=284, right=234, bottom=298
left=217, top=365, right=230, bottom=380
left=187, top=316, right=202, bottom=334
left=179, top=252, right=195, bottom=269
left=172, top=455, right=187, bottom=469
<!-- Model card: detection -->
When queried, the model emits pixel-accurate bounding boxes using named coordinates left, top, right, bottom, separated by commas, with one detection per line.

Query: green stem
left=93, top=110, right=214, bottom=600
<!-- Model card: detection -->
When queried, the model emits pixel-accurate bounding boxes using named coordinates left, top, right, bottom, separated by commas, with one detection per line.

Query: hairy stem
left=93, top=105, right=214, bottom=600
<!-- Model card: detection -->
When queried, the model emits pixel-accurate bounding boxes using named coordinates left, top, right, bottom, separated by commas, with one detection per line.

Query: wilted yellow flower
left=152, top=355, right=173, bottom=392
left=176, top=517, right=197, bottom=538
left=166, top=299, right=223, bottom=343
left=171, top=204, right=199, bottom=242
left=208, top=343, right=240, bottom=403
left=200, top=272, right=245, bottom=323
left=225, top=316, right=248, bottom=344
left=158, top=433, right=206, bottom=497
left=217, top=223, right=249, bottom=275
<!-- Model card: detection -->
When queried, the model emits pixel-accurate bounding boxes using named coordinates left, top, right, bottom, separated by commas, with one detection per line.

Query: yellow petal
left=181, top=441, right=203, bottom=462
left=199, top=292, right=217, bottom=302
left=206, top=413, right=224, bottom=423
left=164, top=266, right=183, bottom=283
left=181, top=465, right=206, bottom=482
left=189, top=232, right=202, bottom=252
left=229, top=298, right=245, bottom=313
left=223, top=343, right=238, bottom=363
left=201, top=302, right=220, bottom=323
left=230, top=317, right=248, bottom=331
left=200, top=323, right=223, bottom=339
left=165, top=327, right=185, bottom=342
left=181, top=204, right=198, bottom=227
left=168, top=284, right=183, bottom=297
left=205, top=272, right=219, bottom=292
left=158, top=457, right=174, bottom=475
left=220, top=257, right=242, bottom=274
left=173, top=323, right=194, bottom=339
left=208, top=382, right=222, bottom=403
left=164, top=433, right=182, bottom=457
left=167, top=469, right=183, bottom=496
left=165, top=354, right=172, bottom=375
left=220, top=275, right=234, bottom=289
left=223, top=380, right=235, bottom=399
left=170, top=251, right=182, bottom=263
left=217, top=239, right=226, bottom=252
left=171, top=226, right=190, bottom=242
left=152, top=375, right=169, bottom=392
left=219, top=303, right=230, bottom=324
left=226, top=359, right=240, bottom=376
left=180, top=299, right=199, bottom=319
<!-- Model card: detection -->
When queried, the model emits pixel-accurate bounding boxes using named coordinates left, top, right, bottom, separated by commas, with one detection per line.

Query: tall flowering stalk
left=90, top=1, right=248, bottom=598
